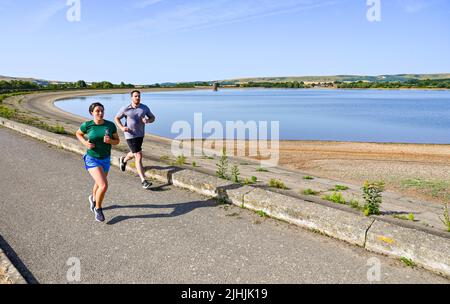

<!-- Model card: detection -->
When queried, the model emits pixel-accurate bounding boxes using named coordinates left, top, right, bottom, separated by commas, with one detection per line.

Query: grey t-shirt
left=116, top=104, right=155, bottom=139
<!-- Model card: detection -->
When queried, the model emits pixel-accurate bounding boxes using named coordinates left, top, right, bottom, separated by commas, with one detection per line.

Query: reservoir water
left=55, top=89, right=450, bottom=144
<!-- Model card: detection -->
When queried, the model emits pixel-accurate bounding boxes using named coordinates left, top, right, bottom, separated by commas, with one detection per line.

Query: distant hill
left=218, top=74, right=450, bottom=84
left=2, top=73, right=450, bottom=87
left=0, top=75, right=65, bottom=86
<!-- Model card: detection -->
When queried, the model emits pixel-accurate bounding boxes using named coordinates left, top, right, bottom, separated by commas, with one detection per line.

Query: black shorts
left=126, top=137, right=144, bottom=153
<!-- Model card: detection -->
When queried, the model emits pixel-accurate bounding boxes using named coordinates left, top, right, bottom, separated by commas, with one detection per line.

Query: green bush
left=303, top=176, right=314, bottom=180
left=0, top=105, right=16, bottom=119
left=231, top=165, right=240, bottom=183
left=251, top=176, right=258, bottom=183
left=216, top=148, right=228, bottom=179
left=362, top=181, right=385, bottom=216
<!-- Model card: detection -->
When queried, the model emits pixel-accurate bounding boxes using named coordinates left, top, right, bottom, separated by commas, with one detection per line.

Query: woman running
left=76, top=102, right=120, bottom=222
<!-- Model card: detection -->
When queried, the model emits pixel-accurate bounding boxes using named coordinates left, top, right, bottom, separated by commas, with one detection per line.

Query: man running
left=115, top=90, right=156, bottom=189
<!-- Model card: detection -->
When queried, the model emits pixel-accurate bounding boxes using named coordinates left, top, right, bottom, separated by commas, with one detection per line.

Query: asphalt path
left=0, top=126, right=447, bottom=284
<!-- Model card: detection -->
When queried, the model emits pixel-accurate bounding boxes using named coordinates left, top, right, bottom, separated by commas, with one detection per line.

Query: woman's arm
left=104, top=132, right=120, bottom=146
left=76, top=129, right=95, bottom=149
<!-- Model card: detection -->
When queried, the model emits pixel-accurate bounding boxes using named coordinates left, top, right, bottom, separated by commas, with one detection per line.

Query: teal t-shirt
left=79, top=120, right=117, bottom=159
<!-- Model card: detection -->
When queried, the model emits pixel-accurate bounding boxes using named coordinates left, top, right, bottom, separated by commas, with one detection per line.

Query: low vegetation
left=269, top=178, right=288, bottom=190
left=440, top=203, right=450, bottom=232
left=322, top=192, right=346, bottom=205
left=216, top=148, right=229, bottom=179
left=302, top=188, right=319, bottom=196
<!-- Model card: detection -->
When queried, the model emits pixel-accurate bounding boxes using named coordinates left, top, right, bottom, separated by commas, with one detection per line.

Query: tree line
left=240, top=81, right=309, bottom=88
left=335, top=79, right=450, bottom=89
left=0, top=80, right=135, bottom=94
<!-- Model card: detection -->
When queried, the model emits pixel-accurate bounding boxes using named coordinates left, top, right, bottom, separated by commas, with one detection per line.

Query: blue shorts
left=83, top=154, right=111, bottom=173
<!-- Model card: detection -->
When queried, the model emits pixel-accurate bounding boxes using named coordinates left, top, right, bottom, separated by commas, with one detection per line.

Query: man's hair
left=131, top=90, right=141, bottom=97
left=89, top=102, right=104, bottom=114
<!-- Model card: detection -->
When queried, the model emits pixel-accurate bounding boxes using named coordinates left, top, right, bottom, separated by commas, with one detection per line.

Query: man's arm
left=114, top=107, right=130, bottom=132
left=144, top=107, right=156, bottom=124
left=114, top=116, right=129, bottom=132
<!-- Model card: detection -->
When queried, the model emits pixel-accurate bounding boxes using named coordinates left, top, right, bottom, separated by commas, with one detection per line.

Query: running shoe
left=142, top=180, right=152, bottom=189
left=94, top=207, right=105, bottom=222
left=119, top=156, right=127, bottom=172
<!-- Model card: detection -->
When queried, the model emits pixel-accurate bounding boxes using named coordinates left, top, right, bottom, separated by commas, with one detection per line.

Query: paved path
left=0, top=126, right=447, bottom=284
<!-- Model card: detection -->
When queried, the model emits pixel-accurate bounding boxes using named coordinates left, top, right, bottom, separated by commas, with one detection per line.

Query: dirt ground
left=202, top=139, right=450, bottom=204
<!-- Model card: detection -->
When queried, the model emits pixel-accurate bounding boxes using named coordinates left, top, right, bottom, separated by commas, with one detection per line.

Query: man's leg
left=123, top=151, right=134, bottom=163
left=134, top=151, right=146, bottom=182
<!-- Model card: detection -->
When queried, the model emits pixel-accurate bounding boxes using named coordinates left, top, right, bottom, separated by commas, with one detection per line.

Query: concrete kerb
left=1, top=116, right=449, bottom=278
left=224, top=186, right=373, bottom=247
left=0, top=248, right=27, bottom=284
left=365, top=220, right=450, bottom=277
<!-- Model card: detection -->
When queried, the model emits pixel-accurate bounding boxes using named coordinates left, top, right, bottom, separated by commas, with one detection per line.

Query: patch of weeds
left=393, top=214, right=410, bottom=221
left=309, top=228, right=326, bottom=236
left=302, top=188, right=319, bottom=196
left=0, top=105, right=16, bottom=119
left=269, top=178, right=288, bottom=190
left=256, top=167, right=269, bottom=172
left=46, top=123, right=66, bottom=135
left=362, top=181, right=385, bottom=216
left=251, top=176, right=257, bottom=183
left=440, top=203, right=450, bottom=232
left=349, top=199, right=364, bottom=211
left=400, top=257, right=416, bottom=268
left=303, top=176, right=314, bottom=180
left=176, top=154, right=186, bottom=166
left=242, top=178, right=254, bottom=185
left=256, top=210, right=268, bottom=218
left=331, top=185, right=349, bottom=191
left=192, top=161, right=197, bottom=167
left=216, top=148, right=229, bottom=180
left=408, top=213, right=415, bottom=221
left=401, top=178, right=450, bottom=199
left=322, top=192, right=346, bottom=204
left=231, top=165, right=240, bottom=183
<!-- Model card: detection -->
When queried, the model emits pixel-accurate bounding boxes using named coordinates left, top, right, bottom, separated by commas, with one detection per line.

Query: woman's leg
left=88, top=167, right=108, bottom=209
left=92, top=171, right=109, bottom=204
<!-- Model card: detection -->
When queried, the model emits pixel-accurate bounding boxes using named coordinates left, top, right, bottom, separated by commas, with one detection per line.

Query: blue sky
left=0, top=0, right=449, bottom=84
